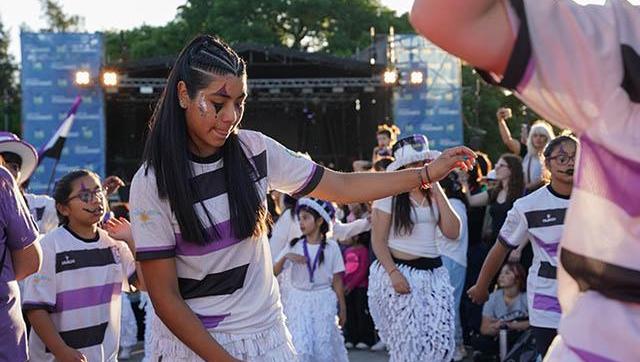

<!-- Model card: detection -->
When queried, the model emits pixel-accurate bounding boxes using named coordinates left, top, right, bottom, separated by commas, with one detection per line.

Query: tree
left=0, top=19, right=20, bottom=133
left=461, top=64, right=540, bottom=160
left=105, top=0, right=412, bottom=61
left=39, top=0, right=83, bottom=32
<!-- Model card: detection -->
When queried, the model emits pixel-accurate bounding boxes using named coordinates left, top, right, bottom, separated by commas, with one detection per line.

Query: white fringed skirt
left=282, top=286, right=349, bottom=362
left=147, top=313, right=297, bottom=361
left=368, top=260, right=455, bottom=362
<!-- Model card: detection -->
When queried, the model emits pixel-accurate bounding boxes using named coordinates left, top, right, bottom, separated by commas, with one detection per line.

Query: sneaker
left=355, top=342, right=369, bottom=350
left=345, top=342, right=354, bottom=349
left=119, top=346, right=132, bottom=360
left=370, top=340, right=386, bottom=351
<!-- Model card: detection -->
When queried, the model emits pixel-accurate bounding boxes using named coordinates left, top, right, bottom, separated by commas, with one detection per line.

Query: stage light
left=410, top=71, right=424, bottom=85
left=102, top=71, right=118, bottom=87
left=383, top=69, right=398, bottom=85
left=74, top=71, right=91, bottom=86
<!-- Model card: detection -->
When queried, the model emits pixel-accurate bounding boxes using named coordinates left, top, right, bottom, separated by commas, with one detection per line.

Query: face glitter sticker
left=198, top=93, right=209, bottom=118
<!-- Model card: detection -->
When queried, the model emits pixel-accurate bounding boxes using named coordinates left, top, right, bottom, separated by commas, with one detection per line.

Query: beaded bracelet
left=419, top=165, right=432, bottom=189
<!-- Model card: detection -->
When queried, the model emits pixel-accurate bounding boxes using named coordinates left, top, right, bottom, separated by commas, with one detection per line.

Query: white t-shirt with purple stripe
left=22, top=226, right=136, bottom=362
left=130, top=130, right=323, bottom=335
left=478, top=1, right=640, bottom=360
left=498, top=185, right=568, bottom=329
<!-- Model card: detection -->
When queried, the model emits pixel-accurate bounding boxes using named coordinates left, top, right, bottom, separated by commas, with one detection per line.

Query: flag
left=38, top=96, right=82, bottom=163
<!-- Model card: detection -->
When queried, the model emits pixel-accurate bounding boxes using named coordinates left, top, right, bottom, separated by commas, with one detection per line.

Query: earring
left=179, top=100, right=186, bottom=108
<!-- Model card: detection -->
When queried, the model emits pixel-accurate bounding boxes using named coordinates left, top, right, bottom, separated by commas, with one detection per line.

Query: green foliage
left=0, top=20, right=20, bottom=133
left=105, top=0, right=412, bottom=61
left=39, top=0, right=83, bottom=32
left=461, top=64, right=540, bottom=161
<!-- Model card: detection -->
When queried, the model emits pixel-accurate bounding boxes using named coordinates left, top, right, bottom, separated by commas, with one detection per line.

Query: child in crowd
left=22, top=170, right=141, bottom=362
left=274, top=198, right=349, bottom=362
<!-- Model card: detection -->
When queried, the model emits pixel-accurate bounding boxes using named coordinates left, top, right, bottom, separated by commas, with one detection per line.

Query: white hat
left=387, top=134, right=441, bottom=171
left=0, top=132, right=38, bottom=184
left=296, top=197, right=336, bottom=232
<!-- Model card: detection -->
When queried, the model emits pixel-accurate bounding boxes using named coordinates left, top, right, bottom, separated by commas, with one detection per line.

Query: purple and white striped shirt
left=130, top=130, right=324, bottom=335
left=478, top=1, right=640, bottom=360
left=22, top=226, right=136, bottom=361
left=498, top=185, right=568, bottom=329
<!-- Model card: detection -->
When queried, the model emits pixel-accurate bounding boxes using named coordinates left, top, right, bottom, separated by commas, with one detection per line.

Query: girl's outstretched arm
left=410, top=0, right=513, bottom=75
left=310, top=146, right=476, bottom=204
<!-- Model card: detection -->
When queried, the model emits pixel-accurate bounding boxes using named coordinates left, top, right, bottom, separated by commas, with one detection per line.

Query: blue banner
left=21, top=32, right=105, bottom=194
left=392, top=34, right=463, bottom=150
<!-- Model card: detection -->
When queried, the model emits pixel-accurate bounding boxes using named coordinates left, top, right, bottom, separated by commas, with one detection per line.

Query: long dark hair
left=53, top=169, right=101, bottom=225
left=490, top=154, right=524, bottom=204
left=392, top=164, right=433, bottom=236
left=290, top=205, right=329, bottom=265
left=142, top=35, right=268, bottom=245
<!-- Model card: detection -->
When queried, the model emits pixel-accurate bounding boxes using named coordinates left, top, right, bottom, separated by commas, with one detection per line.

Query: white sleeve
left=372, top=196, right=393, bottom=214
left=22, top=235, right=57, bottom=312
left=478, top=0, right=639, bottom=134
left=497, top=203, right=529, bottom=249
left=331, top=218, right=371, bottom=241
left=263, top=134, right=325, bottom=197
left=41, top=198, right=59, bottom=234
left=115, top=240, right=137, bottom=292
left=129, top=168, right=177, bottom=261
left=329, top=242, right=345, bottom=274
left=269, top=214, right=293, bottom=262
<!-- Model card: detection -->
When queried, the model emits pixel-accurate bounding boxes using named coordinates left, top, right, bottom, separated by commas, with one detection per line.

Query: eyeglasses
left=66, top=188, right=106, bottom=203
left=495, top=163, right=509, bottom=169
left=547, top=154, right=576, bottom=166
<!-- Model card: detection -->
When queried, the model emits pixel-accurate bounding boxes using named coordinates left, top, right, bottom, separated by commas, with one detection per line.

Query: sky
left=0, top=0, right=412, bottom=62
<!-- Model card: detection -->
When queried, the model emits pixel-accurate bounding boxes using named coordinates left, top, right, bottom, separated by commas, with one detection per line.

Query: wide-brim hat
left=0, top=132, right=38, bottom=184
left=387, top=134, right=441, bottom=171
left=296, top=197, right=335, bottom=232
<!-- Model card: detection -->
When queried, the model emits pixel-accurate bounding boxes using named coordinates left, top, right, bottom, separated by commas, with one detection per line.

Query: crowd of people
left=1, top=1, right=638, bottom=361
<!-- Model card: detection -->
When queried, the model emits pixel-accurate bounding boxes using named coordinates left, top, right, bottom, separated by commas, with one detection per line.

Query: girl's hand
left=425, top=146, right=477, bottom=182
left=285, top=253, right=306, bottom=264
left=467, top=284, right=489, bottom=304
left=54, top=346, right=87, bottom=362
left=102, top=175, right=125, bottom=195
left=389, top=269, right=411, bottom=294
left=338, top=306, right=347, bottom=328
left=104, top=217, right=133, bottom=243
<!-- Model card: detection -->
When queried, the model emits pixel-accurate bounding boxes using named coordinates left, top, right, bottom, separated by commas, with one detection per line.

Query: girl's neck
left=503, top=286, right=520, bottom=299
left=67, top=220, right=99, bottom=241
left=305, top=230, right=322, bottom=244
left=500, top=179, right=509, bottom=190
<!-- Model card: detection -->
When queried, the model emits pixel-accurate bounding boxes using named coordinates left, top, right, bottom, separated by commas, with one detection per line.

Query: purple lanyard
left=302, top=239, right=322, bottom=283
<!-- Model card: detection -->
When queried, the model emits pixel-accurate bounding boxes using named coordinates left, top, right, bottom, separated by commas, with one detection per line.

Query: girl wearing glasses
left=368, top=135, right=462, bottom=362
left=468, top=136, right=578, bottom=356
left=461, top=154, right=525, bottom=248
left=22, top=170, right=141, bottom=362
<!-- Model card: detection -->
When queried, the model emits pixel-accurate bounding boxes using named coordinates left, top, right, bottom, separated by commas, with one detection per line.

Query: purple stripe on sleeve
left=22, top=301, right=56, bottom=312
left=576, top=135, right=640, bottom=217
left=532, top=293, right=561, bottom=314
left=516, top=58, right=535, bottom=93
left=567, top=345, right=617, bottom=362
left=174, top=220, right=244, bottom=256
left=55, top=282, right=121, bottom=312
left=196, top=313, right=230, bottom=329
left=136, top=245, right=176, bottom=253
left=529, top=234, right=559, bottom=258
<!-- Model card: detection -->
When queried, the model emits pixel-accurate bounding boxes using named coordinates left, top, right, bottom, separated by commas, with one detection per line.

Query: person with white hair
left=495, top=108, right=555, bottom=192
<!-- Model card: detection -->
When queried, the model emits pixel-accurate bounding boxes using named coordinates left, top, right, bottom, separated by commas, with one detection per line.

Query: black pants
left=345, top=287, right=375, bottom=345
left=531, top=326, right=557, bottom=356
